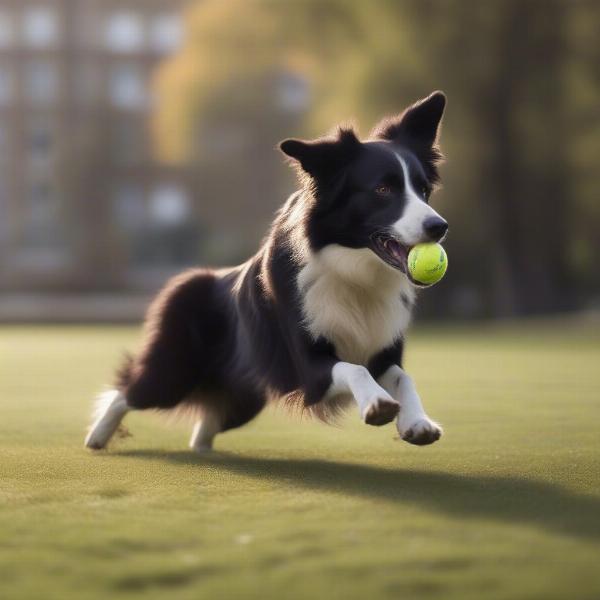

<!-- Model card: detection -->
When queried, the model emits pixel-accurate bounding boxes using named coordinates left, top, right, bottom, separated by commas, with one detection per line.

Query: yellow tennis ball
left=408, top=243, right=448, bottom=285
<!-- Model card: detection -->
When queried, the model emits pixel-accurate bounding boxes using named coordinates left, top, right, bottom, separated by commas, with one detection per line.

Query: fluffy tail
left=115, top=352, right=134, bottom=389
left=84, top=389, right=130, bottom=449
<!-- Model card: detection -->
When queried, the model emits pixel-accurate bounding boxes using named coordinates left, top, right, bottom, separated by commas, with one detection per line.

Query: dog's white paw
left=397, top=415, right=443, bottom=446
left=363, top=395, right=400, bottom=426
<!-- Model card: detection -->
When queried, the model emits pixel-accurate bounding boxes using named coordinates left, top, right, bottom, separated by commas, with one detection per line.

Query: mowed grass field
left=1, top=321, right=600, bottom=600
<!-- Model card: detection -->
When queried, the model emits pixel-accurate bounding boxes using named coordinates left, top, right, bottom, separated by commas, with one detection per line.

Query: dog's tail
left=115, top=352, right=134, bottom=390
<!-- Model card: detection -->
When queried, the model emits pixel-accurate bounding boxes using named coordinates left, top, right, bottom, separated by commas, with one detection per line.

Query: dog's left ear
left=279, top=128, right=362, bottom=178
left=371, top=91, right=446, bottom=148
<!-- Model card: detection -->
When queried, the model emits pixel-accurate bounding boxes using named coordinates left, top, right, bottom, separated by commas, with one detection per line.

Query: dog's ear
left=279, top=128, right=362, bottom=178
left=371, top=91, right=446, bottom=148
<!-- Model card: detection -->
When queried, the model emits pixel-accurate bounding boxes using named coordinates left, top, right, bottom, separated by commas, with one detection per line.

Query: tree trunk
left=481, top=0, right=574, bottom=316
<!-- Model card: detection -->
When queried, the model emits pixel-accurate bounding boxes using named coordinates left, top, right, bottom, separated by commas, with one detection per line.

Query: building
left=0, top=0, right=194, bottom=292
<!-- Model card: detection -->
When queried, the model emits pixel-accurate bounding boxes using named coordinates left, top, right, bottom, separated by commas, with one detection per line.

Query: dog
left=85, top=91, right=448, bottom=453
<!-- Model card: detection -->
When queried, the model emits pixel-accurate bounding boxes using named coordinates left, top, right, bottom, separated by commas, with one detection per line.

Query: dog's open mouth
left=370, top=233, right=426, bottom=286
left=370, top=233, right=409, bottom=272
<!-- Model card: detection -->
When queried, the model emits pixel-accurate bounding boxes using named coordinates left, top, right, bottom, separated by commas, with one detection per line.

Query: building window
left=21, top=180, right=65, bottom=253
left=109, top=64, right=146, bottom=109
left=149, top=183, right=190, bottom=227
left=105, top=12, right=144, bottom=53
left=23, top=7, right=59, bottom=48
left=28, top=119, right=53, bottom=163
left=29, top=181, right=53, bottom=214
left=0, top=121, right=8, bottom=154
left=25, top=60, right=59, bottom=106
left=113, top=182, right=145, bottom=230
left=111, top=120, right=144, bottom=165
left=27, top=181, right=56, bottom=228
left=150, top=13, right=183, bottom=54
left=0, top=65, right=13, bottom=106
left=75, top=62, right=100, bottom=105
left=0, top=178, right=8, bottom=241
left=0, top=11, right=14, bottom=48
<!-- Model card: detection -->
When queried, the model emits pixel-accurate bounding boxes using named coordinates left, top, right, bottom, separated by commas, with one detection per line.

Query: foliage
left=154, top=0, right=600, bottom=316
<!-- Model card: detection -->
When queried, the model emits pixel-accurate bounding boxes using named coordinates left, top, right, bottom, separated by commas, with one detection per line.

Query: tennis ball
left=408, top=243, right=448, bottom=285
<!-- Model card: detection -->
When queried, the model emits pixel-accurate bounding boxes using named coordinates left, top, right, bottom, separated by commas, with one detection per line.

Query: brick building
left=0, top=0, right=195, bottom=292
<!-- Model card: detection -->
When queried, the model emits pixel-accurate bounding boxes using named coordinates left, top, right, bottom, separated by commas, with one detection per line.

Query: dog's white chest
left=297, top=246, right=414, bottom=365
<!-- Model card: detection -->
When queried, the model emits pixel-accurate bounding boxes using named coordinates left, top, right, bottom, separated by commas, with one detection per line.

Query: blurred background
left=0, top=0, right=598, bottom=322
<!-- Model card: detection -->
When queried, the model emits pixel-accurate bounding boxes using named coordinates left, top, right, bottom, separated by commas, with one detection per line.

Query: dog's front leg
left=328, top=362, right=400, bottom=426
left=379, top=365, right=442, bottom=445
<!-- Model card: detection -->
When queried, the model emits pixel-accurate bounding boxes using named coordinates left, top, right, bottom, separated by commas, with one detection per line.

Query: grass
left=1, top=320, right=600, bottom=600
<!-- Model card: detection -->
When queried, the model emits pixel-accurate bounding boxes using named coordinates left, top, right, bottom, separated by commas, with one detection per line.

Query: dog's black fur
left=115, top=92, right=447, bottom=434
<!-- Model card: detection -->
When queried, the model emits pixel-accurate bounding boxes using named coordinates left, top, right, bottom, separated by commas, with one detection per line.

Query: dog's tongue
left=386, top=239, right=407, bottom=262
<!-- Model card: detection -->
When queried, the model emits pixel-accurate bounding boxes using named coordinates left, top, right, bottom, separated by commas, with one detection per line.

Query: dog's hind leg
left=189, top=409, right=222, bottom=453
left=189, top=388, right=267, bottom=453
left=84, top=389, right=130, bottom=450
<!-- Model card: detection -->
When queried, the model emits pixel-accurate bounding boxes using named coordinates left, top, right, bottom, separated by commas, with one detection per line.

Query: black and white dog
left=85, top=91, right=449, bottom=453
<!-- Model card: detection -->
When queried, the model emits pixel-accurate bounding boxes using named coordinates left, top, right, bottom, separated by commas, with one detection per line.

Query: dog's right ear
left=279, top=128, right=362, bottom=178
left=371, top=91, right=446, bottom=149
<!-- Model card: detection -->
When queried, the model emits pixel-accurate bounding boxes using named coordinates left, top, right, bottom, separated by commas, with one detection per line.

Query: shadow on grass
left=116, top=449, right=600, bottom=542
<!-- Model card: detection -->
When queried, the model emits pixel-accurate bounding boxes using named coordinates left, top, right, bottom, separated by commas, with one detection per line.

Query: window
left=27, top=181, right=56, bottom=228
left=0, top=177, right=8, bottom=241
left=113, top=182, right=145, bottom=230
left=75, top=62, right=101, bottom=105
left=109, top=64, right=146, bottom=109
left=149, top=183, right=190, bottom=227
left=150, top=13, right=183, bottom=54
left=0, top=11, right=14, bottom=48
left=0, top=65, right=13, bottom=106
left=25, top=60, right=59, bottom=105
left=0, top=122, right=8, bottom=154
left=28, top=119, right=53, bottom=163
left=22, top=180, right=64, bottom=251
left=105, top=12, right=144, bottom=53
left=111, top=120, right=144, bottom=165
left=30, top=181, right=53, bottom=212
left=23, top=7, right=59, bottom=48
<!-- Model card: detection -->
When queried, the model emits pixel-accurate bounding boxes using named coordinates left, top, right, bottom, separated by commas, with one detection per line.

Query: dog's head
left=280, top=92, right=447, bottom=284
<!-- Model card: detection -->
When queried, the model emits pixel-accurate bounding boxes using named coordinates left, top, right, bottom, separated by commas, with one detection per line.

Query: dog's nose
left=423, top=217, right=448, bottom=241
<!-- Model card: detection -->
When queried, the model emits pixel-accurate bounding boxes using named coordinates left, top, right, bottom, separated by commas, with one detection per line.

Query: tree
left=154, top=0, right=600, bottom=316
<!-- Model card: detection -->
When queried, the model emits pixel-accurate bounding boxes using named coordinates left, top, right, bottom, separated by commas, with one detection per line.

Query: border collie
left=85, top=91, right=448, bottom=453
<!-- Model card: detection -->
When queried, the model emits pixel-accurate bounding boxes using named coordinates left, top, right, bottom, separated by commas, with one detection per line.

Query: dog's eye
left=421, top=186, right=430, bottom=198
left=375, top=185, right=391, bottom=196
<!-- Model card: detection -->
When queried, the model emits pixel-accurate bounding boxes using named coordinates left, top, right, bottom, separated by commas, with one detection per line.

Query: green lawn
left=1, top=321, right=600, bottom=600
